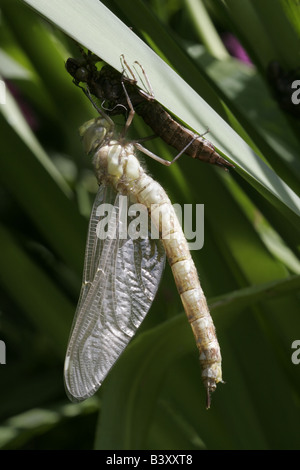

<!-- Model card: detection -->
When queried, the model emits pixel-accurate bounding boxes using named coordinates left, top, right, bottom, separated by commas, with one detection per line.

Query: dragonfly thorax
left=92, top=140, right=142, bottom=190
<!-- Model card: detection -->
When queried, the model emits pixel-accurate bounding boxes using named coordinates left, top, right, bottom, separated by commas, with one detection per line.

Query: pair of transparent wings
left=64, top=185, right=166, bottom=402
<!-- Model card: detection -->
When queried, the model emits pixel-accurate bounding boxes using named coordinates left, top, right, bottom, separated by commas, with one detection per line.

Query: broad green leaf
left=22, top=0, right=300, bottom=226
left=0, top=0, right=299, bottom=451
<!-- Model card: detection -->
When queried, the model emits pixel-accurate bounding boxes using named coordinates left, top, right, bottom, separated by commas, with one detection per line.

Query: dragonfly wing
left=64, top=187, right=165, bottom=402
left=75, top=184, right=111, bottom=310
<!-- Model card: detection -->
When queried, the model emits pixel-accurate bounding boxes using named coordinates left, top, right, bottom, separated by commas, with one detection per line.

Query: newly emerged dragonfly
left=64, top=86, right=223, bottom=408
left=66, top=49, right=234, bottom=170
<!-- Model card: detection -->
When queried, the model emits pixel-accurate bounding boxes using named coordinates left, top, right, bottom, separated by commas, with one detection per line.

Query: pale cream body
left=86, top=118, right=222, bottom=404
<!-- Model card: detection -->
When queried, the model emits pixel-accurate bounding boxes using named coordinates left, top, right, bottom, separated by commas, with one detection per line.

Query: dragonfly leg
left=201, top=128, right=210, bottom=137
left=134, top=128, right=210, bottom=166
left=79, top=83, right=114, bottom=127
left=120, top=54, right=138, bottom=85
left=168, top=136, right=198, bottom=164
left=133, top=61, right=155, bottom=101
left=167, top=128, right=211, bottom=164
left=134, top=143, right=172, bottom=166
left=120, top=55, right=155, bottom=102
left=133, top=136, right=196, bottom=166
left=120, top=80, right=136, bottom=138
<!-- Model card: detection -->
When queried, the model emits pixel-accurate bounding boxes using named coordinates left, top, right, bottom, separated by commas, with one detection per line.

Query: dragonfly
left=66, top=49, right=234, bottom=170
left=64, top=83, right=223, bottom=409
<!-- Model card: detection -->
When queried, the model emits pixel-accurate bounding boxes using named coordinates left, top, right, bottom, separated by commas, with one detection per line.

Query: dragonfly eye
left=66, top=58, right=90, bottom=83
left=74, top=67, right=90, bottom=82
left=79, top=119, right=108, bottom=155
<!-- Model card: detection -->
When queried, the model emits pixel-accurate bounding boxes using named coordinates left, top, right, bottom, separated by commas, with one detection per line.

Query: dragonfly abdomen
left=157, top=215, right=222, bottom=408
left=124, top=168, right=223, bottom=407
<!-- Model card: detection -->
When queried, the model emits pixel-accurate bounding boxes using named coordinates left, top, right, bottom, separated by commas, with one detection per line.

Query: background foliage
left=0, top=0, right=299, bottom=450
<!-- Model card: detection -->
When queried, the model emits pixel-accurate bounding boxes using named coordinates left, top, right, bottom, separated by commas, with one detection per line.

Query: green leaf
left=0, top=0, right=299, bottom=451
left=21, top=0, right=300, bottom=226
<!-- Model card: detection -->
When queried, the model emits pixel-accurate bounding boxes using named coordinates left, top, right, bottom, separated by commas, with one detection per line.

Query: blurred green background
left=0, top=0, right=299, bottom=450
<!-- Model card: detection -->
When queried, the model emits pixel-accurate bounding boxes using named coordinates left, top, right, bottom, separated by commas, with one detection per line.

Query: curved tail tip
left=206, top=389, right=211, bottom=409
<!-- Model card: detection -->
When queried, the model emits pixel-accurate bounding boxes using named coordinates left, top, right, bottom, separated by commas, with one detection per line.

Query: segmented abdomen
left=131, top=171, right=223, bottom=407
left=137, top=102, right=233, bottom=170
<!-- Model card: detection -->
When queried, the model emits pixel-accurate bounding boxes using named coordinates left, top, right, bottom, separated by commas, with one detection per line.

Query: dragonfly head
left=79, top=118, right=114, bottom=155
left=66, top=58, right=90, bottom=83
